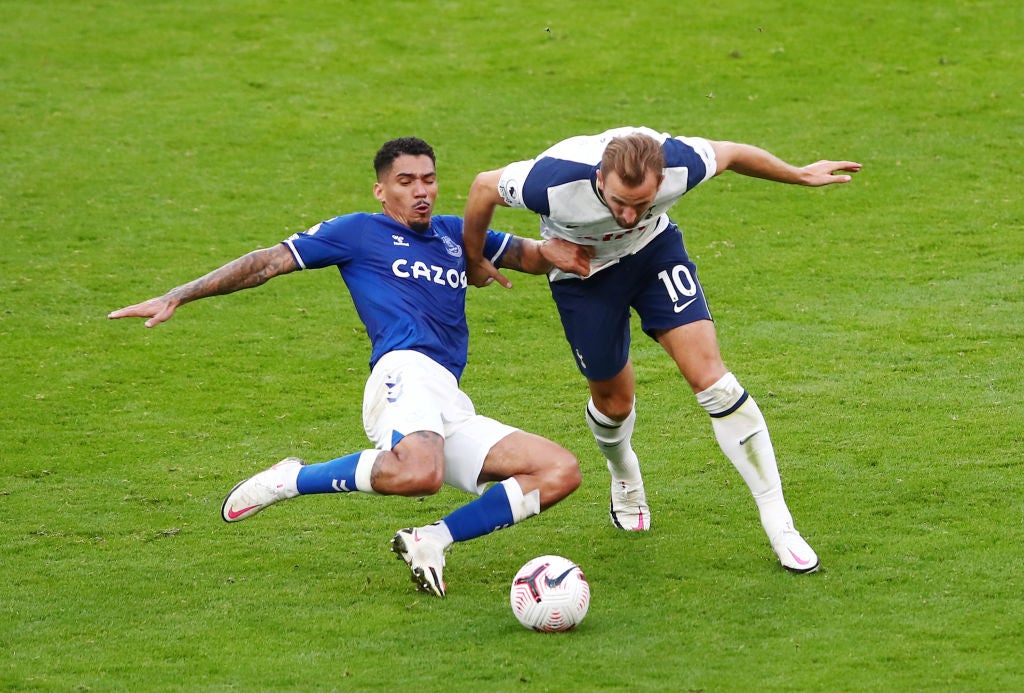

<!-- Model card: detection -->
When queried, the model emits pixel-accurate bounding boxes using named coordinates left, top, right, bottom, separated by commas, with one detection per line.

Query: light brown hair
left=601, top=134, right=664, bottom=186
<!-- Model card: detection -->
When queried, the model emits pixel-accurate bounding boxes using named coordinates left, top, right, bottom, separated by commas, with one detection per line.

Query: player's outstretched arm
left=464, top=168, right=512, bottom=288
left=711, top=140, right=861, bottom=186
left=797, top=158, right=863, bottom=186
left=108, top=244, right=299, bottom=328
left=497, top=237, right=594, bottom=279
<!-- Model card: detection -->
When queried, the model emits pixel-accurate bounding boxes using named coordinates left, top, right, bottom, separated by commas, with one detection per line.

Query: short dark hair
left=374, top=137, right=436, bottom=179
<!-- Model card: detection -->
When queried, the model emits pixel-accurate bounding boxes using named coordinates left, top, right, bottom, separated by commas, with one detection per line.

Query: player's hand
left=541, top=238, right=594, bottom=278
left=108, top=296, right=178, bottom=328
left=800, top=160, right=862, bottom=186
left=466, top=257, right=512, bottom=289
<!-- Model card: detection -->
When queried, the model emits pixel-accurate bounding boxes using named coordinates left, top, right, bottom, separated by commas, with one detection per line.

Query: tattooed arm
left=108, top=244, right=299, bottom=328
left=495, top=236, right=594, bottom=279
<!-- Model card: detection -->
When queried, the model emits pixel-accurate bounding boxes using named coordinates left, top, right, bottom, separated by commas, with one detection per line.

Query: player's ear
left=373, top=182, right=385, bottom=205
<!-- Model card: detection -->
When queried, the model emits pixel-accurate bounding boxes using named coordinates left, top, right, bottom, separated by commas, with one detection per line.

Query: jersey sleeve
left=664, top=135, right=717, bottom=188
left=484, top=229, right=512, bottom=266
left=497, top=159, right=536, bottom=209
left=499, top=157, right=595, bottom=217
left=281, top=213, right=366, bottom=270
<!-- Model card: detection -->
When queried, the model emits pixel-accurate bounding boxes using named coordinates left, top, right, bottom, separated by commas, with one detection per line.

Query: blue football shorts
left=548, top=225, right=712, bottom=381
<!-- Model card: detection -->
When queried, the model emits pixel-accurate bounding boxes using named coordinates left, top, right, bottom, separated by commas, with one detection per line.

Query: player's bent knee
left=404, top=476, right=444, bottom=497
left=404, top=462, right=445, bottom=496
left=547, top=451, right=582, bottom=500
left=382, top=453, right=445, bottom=497
left=563, top=454, right=583, bottom=491
left=590, top=393, right=634, bottom=422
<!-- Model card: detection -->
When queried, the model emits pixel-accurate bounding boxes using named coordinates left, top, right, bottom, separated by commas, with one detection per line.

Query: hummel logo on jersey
left=392, top=235, right=409, bottom=247
left=545, top=567, right=576, bottom=588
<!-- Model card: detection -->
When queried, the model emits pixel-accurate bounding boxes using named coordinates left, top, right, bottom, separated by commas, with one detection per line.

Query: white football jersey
left=497, top=126, right=716, bottom=279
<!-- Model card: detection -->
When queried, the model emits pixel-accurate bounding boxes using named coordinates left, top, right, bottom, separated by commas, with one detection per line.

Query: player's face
left=597, top=169, right=662, bottom=229
left=374, top=154, right=438, bottom=232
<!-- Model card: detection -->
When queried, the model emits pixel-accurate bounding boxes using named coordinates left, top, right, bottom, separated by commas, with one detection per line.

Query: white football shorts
left=362, top=350, right=517, bottom=495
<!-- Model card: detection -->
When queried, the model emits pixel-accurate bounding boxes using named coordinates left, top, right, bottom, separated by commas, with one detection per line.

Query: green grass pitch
left=2, top=0, right=1021, bottom=689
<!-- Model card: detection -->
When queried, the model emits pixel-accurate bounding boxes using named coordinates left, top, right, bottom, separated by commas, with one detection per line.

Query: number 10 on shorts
left=658, top=266, right=697, bottom=313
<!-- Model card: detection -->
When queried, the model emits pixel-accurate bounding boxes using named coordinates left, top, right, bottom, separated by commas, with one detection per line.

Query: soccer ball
left=510, top=555, right=590, bottom=632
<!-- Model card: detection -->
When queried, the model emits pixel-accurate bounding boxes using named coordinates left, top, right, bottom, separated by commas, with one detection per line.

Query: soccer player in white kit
left=462, top=127, right=861, bottom=573
left=109, top=137, right=591, bottom=597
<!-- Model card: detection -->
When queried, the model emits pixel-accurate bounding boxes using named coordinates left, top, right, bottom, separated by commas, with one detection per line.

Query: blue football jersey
left=283, top=213, right=511, bottom=380
left=496, top=126, right=716, bottom=279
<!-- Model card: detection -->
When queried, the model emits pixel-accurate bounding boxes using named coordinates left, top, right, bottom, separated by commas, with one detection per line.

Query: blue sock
left=442, top=482, right=515, bottom=542
left=296, top=452, right=360, bottom=494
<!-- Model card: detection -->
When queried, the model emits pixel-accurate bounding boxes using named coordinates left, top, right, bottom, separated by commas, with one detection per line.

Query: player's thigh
left=478, top=430, right=571, bottom=481
left=478, top=429, right=580, bottom=508
left=656, top=320, right=727, bottom=392
left=362, top=350, right=449, bottom=450
left=627, top=233, right=725, bottom=390
left=443, top=415, right=519, bottom=495
left=549, top=274, right=632, bottom=381
left=632, top=241, right=713, bottom=337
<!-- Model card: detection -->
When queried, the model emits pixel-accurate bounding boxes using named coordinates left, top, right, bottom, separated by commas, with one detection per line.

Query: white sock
left=696, top=373, right=793, bottom=539
left=499, top=477, right=541, bottom=523
left=418, top=520, right=455, bottom=548
left=353, top=449, right=380, bottom=494
left=586, top=398, right=642, bottom=483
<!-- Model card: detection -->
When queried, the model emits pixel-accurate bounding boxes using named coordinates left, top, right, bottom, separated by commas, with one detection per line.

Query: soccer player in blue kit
left=109, top=137, right=590, bottom=597
left=462, top=127, right=861, bottom=573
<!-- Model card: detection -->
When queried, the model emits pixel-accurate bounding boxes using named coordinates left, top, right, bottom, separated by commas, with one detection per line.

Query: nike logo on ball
left=545, top=567, right=576, bottom=588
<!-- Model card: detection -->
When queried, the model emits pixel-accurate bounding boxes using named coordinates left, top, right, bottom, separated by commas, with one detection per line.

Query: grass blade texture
left=2, top=1, right=1021, bottom=689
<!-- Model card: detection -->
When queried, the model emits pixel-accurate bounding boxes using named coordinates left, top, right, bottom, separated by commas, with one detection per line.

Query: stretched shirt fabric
left=283, top=213, right=511, bottom=380
left=496, top=126, right=717, bottom=280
